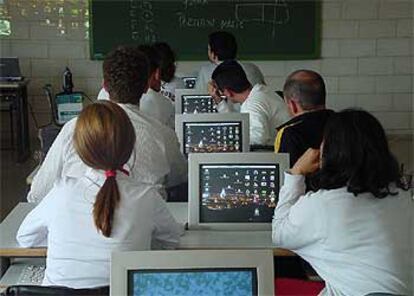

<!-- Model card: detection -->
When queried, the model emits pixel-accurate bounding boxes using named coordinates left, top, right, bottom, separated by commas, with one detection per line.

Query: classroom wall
left=0, top=0, right=412, bottom=170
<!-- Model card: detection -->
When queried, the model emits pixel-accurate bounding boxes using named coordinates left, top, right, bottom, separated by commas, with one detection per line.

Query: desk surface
left=0, top=203, right=295, bottom=257
left=0, top=80, right=29, bottom=89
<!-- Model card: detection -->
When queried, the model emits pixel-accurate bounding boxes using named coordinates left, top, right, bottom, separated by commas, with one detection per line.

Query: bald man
left=274, top=70, right=334, bottom=166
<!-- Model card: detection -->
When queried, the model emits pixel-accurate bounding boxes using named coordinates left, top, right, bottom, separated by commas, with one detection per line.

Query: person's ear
left=102, top=80, right=108, bottom=91
left=223, top=88, right=232, bottom=98
left=287, top=98, right=299, bottom=115
left=154, top=68, right=161, bottom=82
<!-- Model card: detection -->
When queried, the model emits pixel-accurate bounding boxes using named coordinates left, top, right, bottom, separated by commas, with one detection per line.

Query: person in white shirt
left=196, top=31, right=265, bottom=92
left=209, top=60, right=290, bottom=146
left=17, top=101, right=183, bottom=289
left=28, top=46, right=187, bottom=203
left=273, top=109, right=413, bottom=296
left=153, top=42, right=185, bottom=102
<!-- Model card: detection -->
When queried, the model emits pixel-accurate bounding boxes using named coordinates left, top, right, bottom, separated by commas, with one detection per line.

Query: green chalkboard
left=89, top=0, right=321, bottom=60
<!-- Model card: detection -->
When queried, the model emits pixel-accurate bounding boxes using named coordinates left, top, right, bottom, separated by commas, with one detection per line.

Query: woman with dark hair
left=17, top=101, right=182, bottom=288
left=272, top=109, right=412, bottom=296
left=153, top=42, right=185, bottom=101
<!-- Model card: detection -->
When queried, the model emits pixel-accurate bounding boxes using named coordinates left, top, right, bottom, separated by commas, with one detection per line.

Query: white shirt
left=161, top=76, right=185, bottom=101
left=273, top=173, right=413, bottom=296
left=140, top=88, right=175, bottom=129
left=28, top=103, right=187, bottom=203
left=17, top=169, right=183, bottom=288
left=217, top=84, right=291, bottom=146
left=196, top=61, right=265, bottom=92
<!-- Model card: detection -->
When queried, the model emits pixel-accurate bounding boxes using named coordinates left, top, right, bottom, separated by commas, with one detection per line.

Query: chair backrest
left=0, top=285, right=109, bottom=296
left=364, top=293, right=405, bottom=296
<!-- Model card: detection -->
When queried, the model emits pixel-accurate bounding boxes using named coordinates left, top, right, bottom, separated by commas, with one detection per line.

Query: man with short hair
left=28, top=46, right=187, bottom=203
left=196, top=31, right=265, bottom=92
left=210, top=60, right=290, bottom=146
left=274, top=69, right=334, bottom=166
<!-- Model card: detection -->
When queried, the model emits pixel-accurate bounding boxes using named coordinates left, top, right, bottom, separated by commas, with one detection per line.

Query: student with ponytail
left=17, top=101, right=182, bottom=289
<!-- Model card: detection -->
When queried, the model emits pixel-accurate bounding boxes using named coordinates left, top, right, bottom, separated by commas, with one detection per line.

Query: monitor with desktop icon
left=175, top=113, right=250, bottom=158
left=188, top=152, right=289, bottom=231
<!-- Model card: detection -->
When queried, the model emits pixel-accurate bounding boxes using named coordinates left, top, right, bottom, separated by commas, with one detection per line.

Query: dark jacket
left=274, top=109, right=334, bottom=166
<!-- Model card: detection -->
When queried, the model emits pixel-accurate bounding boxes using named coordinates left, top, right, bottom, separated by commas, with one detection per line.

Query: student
left=273, top=110, right=413, bottom=296
left=153, top=42, right=185, bottom=101
left=137, top=44, right=176, bottom=129
left=196, top=31, right=265, bottom=92
left=210, top=60, right=290, bottom=146
left=275, top=70, right=334, bottom=166
left=17, top=101, right=182, bottom=288
left=28, top=46, right=187, bottom=203
left=97, top=45, right=175, bottom=129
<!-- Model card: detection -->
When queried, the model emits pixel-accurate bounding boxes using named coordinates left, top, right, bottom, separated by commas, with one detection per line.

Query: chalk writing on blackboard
left=130, top=0, right=157, bottom=42
left=235, top=0, right=290, bottom=38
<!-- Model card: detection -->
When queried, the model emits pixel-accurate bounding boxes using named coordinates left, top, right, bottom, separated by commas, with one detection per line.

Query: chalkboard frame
left=88, top=0, right=322, bottom=61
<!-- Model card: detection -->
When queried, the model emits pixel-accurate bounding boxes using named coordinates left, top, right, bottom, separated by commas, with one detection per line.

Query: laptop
left=0, top=57, right=23, bottom=81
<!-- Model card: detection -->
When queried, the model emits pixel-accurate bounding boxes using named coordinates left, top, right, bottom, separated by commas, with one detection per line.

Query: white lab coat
left=273, top=173, right=413, bottom=296
left=161, top=76, right=185, bottom=101
left=27, top=103, right=187, bottom=203
left=196, top=61, right=265, bottom=92
left=140, top=88, right=175, bottom=129
left=216, top=84, right=291, bottom=146
left=18, top=169, right=183, bottom=288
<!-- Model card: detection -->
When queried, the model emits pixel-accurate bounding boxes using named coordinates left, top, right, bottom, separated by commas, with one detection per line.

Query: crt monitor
left=175, top=113, right=250, bottom=157
left=181, top=76, right=197, bottom=89
left=54, top=92, right=83, bottom=125
left=175, top=89, right=219, bottom=114
left=111, top=249, right=274, bottom=296
left=188, top=152, right=289, bottom=231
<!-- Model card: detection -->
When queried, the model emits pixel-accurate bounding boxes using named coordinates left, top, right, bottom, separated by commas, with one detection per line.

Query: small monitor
left=111, top=249, right=274, bottom=296
left=188, top=152, right=289, bottom=231
left=54, top=92, right=83, bottom=125
left=175, top=113, right=250, bottom=157
left=181, top=76, right=197, bottom=89
left=175, top=89, right=219, bottom=114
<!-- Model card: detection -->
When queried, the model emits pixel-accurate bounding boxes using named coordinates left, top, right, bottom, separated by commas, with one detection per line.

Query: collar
left=276, top=109, right=334, bottom=130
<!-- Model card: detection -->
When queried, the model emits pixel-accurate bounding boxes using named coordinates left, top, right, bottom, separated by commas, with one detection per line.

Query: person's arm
left=272, top=149, right=324, bottom=250
left=151, top=195, right=184, bottom=250
left=242, top=99, right=269, bottom=145
left=17, top=186, right=59, bottom=247
left=27, top=119, right=76, bottom=203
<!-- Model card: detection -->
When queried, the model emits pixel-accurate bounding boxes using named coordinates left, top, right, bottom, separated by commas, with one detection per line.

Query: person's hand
left=290, top=148, right=320, bottom=175
left=208, top=80, right=222, bottom=104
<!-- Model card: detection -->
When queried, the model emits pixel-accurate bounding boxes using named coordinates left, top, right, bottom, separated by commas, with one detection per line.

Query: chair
left=364, top=293, right=406, bottom=296
left=0, top=285, right=109, bottom=296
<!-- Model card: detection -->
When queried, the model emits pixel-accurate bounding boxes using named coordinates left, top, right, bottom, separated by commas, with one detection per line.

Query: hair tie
left=104, top=167, right=129, bottom=179
left=105, top=170, right=116, bottom=178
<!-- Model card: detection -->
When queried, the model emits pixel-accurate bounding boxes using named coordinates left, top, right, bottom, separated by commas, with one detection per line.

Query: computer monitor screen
left=55, top=92, right=83, bottom=125
left=184, top=121, right=242, bottom=156
left=188, top=153, right=289, bottom=231
left=129, top=268, right=257, bottom=296
left=175, top=113, right=250, bottom=158
left=182, top=95, right=217, bottom=114
left=182, top=77, right=196, bottom=89
left=200, top=164, right=278, bottom=223
left=111, top=250, right=274, bottom=296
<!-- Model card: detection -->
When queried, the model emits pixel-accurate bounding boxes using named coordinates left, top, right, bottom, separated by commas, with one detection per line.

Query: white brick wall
left=1, top=0, right=413, bottom=169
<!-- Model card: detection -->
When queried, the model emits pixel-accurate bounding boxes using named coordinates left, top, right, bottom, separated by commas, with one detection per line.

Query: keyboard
left=17, top=265, right=45, bottom=285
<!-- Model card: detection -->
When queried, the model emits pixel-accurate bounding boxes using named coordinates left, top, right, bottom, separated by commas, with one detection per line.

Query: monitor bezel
left=175, top=89, right=217, bottom=114
left=111, top=249, right=274, bottom=296
left=188, top=152, right=289, bottom=231
left=175, top=113, right=250, bottom=156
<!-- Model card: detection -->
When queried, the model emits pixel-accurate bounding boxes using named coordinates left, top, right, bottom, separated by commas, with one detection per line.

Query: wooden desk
left=0, top=80, right=30, bottom=162
left=0, top=203, right=295, bottom=258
